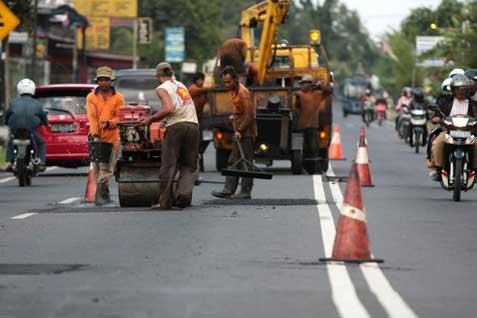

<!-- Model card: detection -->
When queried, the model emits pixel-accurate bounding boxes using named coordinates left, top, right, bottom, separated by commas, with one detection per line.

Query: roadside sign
left=137, top=17, right=152, bottom=45
left=74, top=0, right=138, bottom=18
left=416, top=36, right=444, bottom=56
left=0, top=1, right=20, bottom=41
left=165, top=27, right=185, bottom=63
left=77, top=17, right=110, bottom=50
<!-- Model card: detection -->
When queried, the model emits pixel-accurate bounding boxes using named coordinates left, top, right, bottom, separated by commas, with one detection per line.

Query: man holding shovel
left=212, top=66, right=257, bottom=200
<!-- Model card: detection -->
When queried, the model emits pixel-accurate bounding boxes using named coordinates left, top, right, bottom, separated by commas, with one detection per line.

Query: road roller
left=115, top=104, right=164, bottom=207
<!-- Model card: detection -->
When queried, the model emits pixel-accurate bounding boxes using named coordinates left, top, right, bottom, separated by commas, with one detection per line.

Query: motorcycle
left=431, top=106, right=477, bottom=201
left=375, top=103, right=387, bottom=126
left=11, top=129, right=41, bottom=187
left=406, top=107, right=428, bottom=153
left=397, top=108, right=411, bottom=140
left=362, top=103, right=374, bottom=127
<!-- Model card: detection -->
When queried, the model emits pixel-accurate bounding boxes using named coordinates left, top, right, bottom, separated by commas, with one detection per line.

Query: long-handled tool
left=221, top=132, right=273, bottom=180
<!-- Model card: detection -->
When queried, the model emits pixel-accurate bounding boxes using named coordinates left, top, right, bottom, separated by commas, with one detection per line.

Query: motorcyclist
left=428, top=74, right=477, bottom=181
left=5, top=79, right=48, bottom=172
left=361, top=89, right=375, bottom=123
left=395, top=87, right=412, bottom=131
left=464, top=69, right=477, bottom=101
left=406, top=87, right=430, bottom=144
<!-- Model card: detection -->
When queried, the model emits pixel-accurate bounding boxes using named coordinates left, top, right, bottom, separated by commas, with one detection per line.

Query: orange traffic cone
left=328, top=125, right=346, bottom=160
left=83, top=163, right=97, bottom=202
left=320, top=163, right=383, bottom=263
left=355, top=132, right=374, bottom=187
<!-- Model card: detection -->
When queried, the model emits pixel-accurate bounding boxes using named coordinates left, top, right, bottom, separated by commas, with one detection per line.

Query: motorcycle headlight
left=452, top=117, right=469, bottom=128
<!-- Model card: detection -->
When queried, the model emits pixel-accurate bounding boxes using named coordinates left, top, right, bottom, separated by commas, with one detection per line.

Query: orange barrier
left=320, top=163, right=383, bottom=263
left=328, top=125, right=346, bottom=160
left=83, top=163, right=97, bottom=202
left=355, top=133, right=374, bottom=187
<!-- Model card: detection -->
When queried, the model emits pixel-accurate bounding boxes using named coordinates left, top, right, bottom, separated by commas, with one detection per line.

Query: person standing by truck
left=142, top=62, right=199, bottom=209
left=86, top=66, right=125, bottom=206
left=295, top=75, right=332, bottom=168
left=212, top=66, right=257, bottom=200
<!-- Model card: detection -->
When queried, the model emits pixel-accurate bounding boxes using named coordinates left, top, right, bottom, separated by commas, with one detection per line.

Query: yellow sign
left=77, top=17, right=110, bottom=50
left=74, top=0, right=138, bottom=18
left=0, top=1, right=20, bottom=41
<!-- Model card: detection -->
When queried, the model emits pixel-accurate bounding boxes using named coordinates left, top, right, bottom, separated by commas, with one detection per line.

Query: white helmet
left=441, top=78, right=452, bottom=92
left=17, top=78, right=36, bottom=96
left=449, top=68, right=465, bottom=78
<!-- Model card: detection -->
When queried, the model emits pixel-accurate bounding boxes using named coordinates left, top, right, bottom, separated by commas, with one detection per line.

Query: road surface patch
left=203, top=199, right=319, bottom=206
left=0, top=264, right=88, bottom=275
left=11, top=213, right=37, bottom=220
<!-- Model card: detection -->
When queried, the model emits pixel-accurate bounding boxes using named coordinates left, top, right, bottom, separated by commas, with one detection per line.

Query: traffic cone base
left=83, top=163, right=97, bottom=203
left=329, top=126, right=346, bottom=160
left=320, top=163, right=383, bottom=264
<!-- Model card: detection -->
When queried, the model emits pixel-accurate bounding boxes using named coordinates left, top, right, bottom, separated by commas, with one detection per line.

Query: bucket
left=89, top=141, right=113, bottom=163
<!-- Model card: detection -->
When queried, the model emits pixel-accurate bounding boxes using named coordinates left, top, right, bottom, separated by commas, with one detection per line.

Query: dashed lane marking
left=59, top=197, right=81, bottom=204
left=11, top=213, right=37, bottom=220
left=327, top=166, right=418, bottom=318
left=0, top=167, right=58, bottom=184
left=313, top=175, right=370, bottom=317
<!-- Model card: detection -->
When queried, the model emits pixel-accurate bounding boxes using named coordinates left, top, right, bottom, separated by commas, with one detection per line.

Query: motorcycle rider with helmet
left=428, top=74, right=477, bottom=181
left=464, top=69, right=477, bottom=101
left=4, top=79, right=48, bottom=172
left=395, top=87, right=413, bottom=131
left=406, top=87, right=430, bottom=144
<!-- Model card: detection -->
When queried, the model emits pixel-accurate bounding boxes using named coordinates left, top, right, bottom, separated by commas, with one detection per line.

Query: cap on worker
left=300, top=75, right=314, bottom=83
left=95, top=66, right=115, bottom=81
left=156, top=62, right=174, bottom=76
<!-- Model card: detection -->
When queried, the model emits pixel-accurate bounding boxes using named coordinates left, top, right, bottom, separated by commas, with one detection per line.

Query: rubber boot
left=231, top=178, right=253, bottom=200
left=211, top=175, right=239, bottom=199
left=95, top=183, right=107, bottom=206
left=102, top=182, right=113, bottom=205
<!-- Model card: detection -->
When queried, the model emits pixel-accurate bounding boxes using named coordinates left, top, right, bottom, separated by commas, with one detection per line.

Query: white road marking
left=0, top=166, right=58, bottom=184
left=313, top=175, right=370, bottom=317
left=326, top=166, right=419, bottom=318
left=11, top=213, right=37, bottom=220
left=59, top=197, right=80, bottom=204
left=0, top=177, right=15, bottom=183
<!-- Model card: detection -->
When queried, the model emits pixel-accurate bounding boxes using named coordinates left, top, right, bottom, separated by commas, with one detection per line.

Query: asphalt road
left=0, top=102, right=476, bottom=317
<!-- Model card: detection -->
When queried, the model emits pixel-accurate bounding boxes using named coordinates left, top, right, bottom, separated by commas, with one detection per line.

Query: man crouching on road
left=86, top=66, right=125, bottom=206
left=212, top=66, right=257, bottom=200
left=142, top=62, right=199, bottom=210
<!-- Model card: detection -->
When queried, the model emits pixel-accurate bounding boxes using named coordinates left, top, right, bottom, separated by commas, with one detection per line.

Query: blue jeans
left=6, top=130, right=46, bottom=163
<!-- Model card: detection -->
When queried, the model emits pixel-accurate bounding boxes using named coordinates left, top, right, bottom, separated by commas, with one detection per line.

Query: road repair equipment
left=114, top=104, right=163, bottom=207
left=221, top=136, right=273, bottom=180
left=83, top=162, right=97, bottom=203
left=320, top=163, right=383, bottom=263
left=355, top=130, right=374, bottom=187
left=328, top=125, right=346, bottom=160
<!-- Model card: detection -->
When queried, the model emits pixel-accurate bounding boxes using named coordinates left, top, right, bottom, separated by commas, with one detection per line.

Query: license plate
left=450, top=130, right=471, bottom=139
left=51, top=123, right=76, bottom=133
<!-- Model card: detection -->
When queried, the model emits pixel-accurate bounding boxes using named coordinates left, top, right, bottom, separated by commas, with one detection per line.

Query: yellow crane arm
left=240, top=0, right=291, bottom=85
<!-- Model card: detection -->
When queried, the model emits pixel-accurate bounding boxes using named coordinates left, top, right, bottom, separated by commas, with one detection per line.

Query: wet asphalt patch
left=203, top=198, right=319, bottom=206
left=0, top=264, right=88, bottom=275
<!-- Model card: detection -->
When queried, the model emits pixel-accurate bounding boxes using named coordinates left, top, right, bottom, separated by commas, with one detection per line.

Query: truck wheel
left=216, top=148, right=230, bottom=172
left=291, top=150, right=303, bottom=175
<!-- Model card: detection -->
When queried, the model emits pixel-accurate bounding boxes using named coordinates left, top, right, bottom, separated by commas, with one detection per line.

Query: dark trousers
left=303, top=128, right=319, bottom=158
left=223, top=137, right=254, bottom=195
left=6, top=130, right=46, bottom=162
left=158, top=122, right=199, bottom=208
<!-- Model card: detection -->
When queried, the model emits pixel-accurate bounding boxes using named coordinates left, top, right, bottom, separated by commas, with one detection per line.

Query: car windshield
left=37, top=96, right=87, bottom=115
left=115, top=76, right=161, bottom=112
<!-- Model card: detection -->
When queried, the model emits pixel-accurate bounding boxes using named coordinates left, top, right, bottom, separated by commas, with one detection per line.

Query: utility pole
left=132, top=18, right=138, bottom=69
left=31, top=0, right=39, bottom=82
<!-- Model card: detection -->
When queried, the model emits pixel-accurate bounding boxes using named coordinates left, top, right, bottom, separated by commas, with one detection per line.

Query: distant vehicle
left=114, top=69, right=160, bottom=113
left=35, top=84, right=95, bottom=168
left=343, top=76, right=370, bottom=117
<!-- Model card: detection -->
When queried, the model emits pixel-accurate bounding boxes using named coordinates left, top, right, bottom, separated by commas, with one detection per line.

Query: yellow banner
left=77, top=17, right=110, bottom=50
left=74, top=0, right=138, bottom=18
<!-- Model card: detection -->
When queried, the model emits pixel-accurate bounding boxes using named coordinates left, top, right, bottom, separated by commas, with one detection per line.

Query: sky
left=338, top=0, right=441, bottom=40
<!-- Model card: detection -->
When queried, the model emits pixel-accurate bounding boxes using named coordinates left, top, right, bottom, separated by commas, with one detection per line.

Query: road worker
left=142, top=62, right=199, bottom=209
left=86, top=66, right=125, bottom=206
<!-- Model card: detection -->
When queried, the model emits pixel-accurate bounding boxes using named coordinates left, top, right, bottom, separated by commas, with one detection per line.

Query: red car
left=35, top=84, right=95, bottom=168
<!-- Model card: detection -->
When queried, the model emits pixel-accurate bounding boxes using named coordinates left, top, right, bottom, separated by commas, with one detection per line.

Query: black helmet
left=413, top=87, right=424, bottom=102
left=464, top=69, right=477, bottom=81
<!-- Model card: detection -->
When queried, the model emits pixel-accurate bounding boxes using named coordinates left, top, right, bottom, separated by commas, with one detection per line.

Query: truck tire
left=291, top=150, right=303, bottom=175
left=216, top=148, right=230, bottom=172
